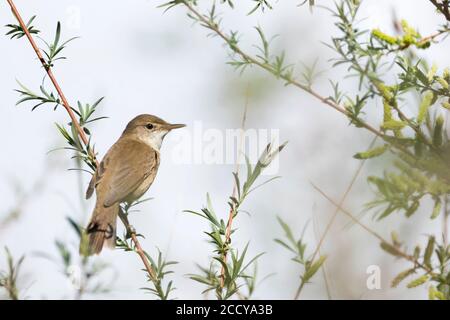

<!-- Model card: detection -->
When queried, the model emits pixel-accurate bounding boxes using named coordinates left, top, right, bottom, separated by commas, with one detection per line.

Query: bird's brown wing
left=93, top=138, right=158, bottom=207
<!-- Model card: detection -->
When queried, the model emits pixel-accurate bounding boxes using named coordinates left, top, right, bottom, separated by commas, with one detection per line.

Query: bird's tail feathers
left=81, top=203, right=118, bottom=256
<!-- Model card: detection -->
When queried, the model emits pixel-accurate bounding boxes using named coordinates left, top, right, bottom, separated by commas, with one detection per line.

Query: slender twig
left=295, top=136, right=378, bottom=299
left=310, top=182, right=436, bottom=275
left=311, top=137, right=377, bottom=262
left=5, top=0, right=156, bottom=282
left=312, top=209, right=332, bottom=300
left=417, top=28, right=450, bottom=44
left=119, top=210, right=157, bottom=280
left=220, top=84, right=250, bottom=288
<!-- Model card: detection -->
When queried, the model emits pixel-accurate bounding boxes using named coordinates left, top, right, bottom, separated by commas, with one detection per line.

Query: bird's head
left=122, top=114, right=185, bottom=150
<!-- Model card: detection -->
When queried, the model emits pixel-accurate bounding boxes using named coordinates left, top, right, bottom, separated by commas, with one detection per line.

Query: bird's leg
left=118, top=207, right=135, bottom=239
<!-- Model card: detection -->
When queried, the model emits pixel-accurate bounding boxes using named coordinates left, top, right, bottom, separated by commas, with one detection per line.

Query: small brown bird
left=83, top=114, right=185, bottom=255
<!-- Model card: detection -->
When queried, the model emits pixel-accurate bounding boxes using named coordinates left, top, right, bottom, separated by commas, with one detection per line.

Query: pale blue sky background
left=0, top=0, right=446, bottom=299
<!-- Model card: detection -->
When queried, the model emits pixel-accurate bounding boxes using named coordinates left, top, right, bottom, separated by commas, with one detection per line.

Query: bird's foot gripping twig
left=118, top=208, right=136, bottom=239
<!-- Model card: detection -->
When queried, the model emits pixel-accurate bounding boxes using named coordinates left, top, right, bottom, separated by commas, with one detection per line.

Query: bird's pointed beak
left=166, top=123, right=186, bottom=130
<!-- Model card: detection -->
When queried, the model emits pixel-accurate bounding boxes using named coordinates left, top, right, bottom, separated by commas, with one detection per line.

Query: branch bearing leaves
left=248, top=0, right=273, bottom=15
left=41, top=21, right=79, bottom=68
left=5, top=15, right=40, bottom=39
left=275, top=217, right=325, bottom=291
left=186, top=142, right=286, bottom=299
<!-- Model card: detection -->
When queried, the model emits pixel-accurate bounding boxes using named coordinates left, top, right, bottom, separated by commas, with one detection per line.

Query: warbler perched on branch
left=82, top=114, right=185, bottom=255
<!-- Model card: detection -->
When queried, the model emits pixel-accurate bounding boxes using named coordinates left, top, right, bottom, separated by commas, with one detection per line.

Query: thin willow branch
left=180, top=1, right=417, bottom=161
left=310, top=182, right=436, bottom=275
left=312, top=212, right=332, bottom=300
left=415, top=28, right=450, bottom=45
left=5, top=0, right=157, bottom=283
left=220, top=84, right=250, bottom=288
left=118, top=210, right=157, bottom=280
left=389, top=27, right=450, bottom=53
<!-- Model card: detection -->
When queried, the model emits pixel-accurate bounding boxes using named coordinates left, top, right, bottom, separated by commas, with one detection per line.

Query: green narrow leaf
left=274, top=239, right=295, bottom=253
left=432, top=115, right=444, bottom=147
left=26, top=15, right=37, bottom=27
left=391, top=268, right=416, bottom=288
left=303, top=255, right=326, bottom=282
left=431, top=198, right=441, bottom=219
left=380, top=242, right=400, bottom=257
left=405, top=200, right=420, bottom=218
left=381, top=120, right=406, bottom=130
left=406, top=275, right=429, bottom=288
left=427, top=63, right=438, bottom=82
left=232, top=172, right=241, bottom=199
left=353, top=144, right=388, bottom=159
left=54, top=21, right=61, bottom=48
left=276, top=216, right=297, bottom=247
left=423, top=236, right=435, bottom=268
left=378, top=205, right=397, bottom=220
left=429, top=286, right=446, bottom=300
left=383, top=100, right=392, bottom=122
left=415, top=67, right=430, bottom=86
left=66, top=217, right=82, bottom=237
left=417, top=91, right=435, bottom=124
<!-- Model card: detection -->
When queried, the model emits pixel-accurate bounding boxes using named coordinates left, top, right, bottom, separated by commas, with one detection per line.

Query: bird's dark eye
left=146, top=123, right=154, bottom=130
